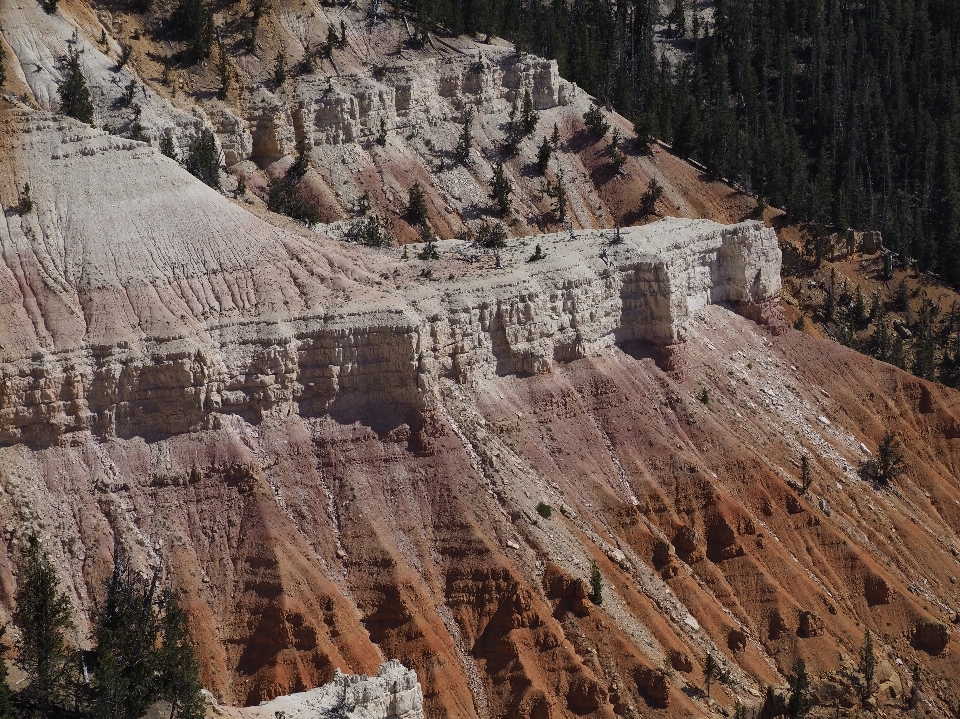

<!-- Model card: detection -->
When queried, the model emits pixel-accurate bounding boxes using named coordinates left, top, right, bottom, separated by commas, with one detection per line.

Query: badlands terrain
left=1, top=1, right=960, bottom=718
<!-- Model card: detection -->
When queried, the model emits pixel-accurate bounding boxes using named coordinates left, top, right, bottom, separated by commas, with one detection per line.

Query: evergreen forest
left=401, top=0, right=960, bottom=288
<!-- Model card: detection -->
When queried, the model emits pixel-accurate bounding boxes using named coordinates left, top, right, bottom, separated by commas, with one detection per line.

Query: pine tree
left=553, top=170, right=567, bottom=223
left=90, top=552, right=164, bottom=719
left=787, top=658, right=809, bottom=718
left=914, top=300, right=937, bottom=380
left=639, top=177, right=664, bottom=217
left=407, top=182, right=428, bottom=225
left=454, top=110, right=473, bottom=163
left=550, top=123, right=560, bottom=150
left=217, top=40, right=230, bottom=99
left=13, top=536, right=76, bottom=717
left=909, top=662, right=920, bottom=708
left=583, top=104, right=609, bottom=137
left=155, top=591, right=205, bottom=719
left=536, top=136, right=552, bottom=175
left=268, top=154, right=322, bottom=226
left=489, top=161, right=512, bottom=215
left=0, top=43, right=6, bottom=88
left=160, top=134, right=177, bottom=160
left=169, top=0, right=214, bottom=61
left=853, top=286, right=866, bottom=325
left=520, top=89, right=538, bottom=136
left=58, top=48, right=94, bottom=124
left=800, top=455, right=812, bottom=494
left=876, top=432, right=904, bottom=486
left=184, top=129, right=221, bottom=190
left=273, top=52, right=287, bottom=87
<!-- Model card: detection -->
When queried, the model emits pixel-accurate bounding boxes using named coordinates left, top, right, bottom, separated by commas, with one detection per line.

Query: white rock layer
left=236, top=660, right=424, bottom=719
left=0, top=107, right=781, bottom=446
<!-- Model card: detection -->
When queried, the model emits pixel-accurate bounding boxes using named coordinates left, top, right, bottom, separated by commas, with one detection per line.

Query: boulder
left=913, top=620, right=951, bottom=654
left=861, top=230, right=882, bottom=253
left=798, top=610, right=824, bottom=638
left=769, top=609, right=790, bottom=640
left=635, top=667, right=671, bottom=708
left=668, top=649, right=693, bottom=674
left=250, top=660, right=425, bottom=719
left=864, top=574, right=891, bottom=605
left=567, top=676, right=606, bottom=713
left=728, top=628, right=748, bottom=652
left=673, top=525, right=699, bottom=555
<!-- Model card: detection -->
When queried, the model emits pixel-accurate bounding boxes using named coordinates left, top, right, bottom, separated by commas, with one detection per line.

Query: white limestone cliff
left=0, top=106, right=781, bottom=445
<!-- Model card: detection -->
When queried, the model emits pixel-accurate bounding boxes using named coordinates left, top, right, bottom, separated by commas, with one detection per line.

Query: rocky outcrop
left=235, top=660, right=424, bottom=719
left=913, top=620, right=951, bottom=654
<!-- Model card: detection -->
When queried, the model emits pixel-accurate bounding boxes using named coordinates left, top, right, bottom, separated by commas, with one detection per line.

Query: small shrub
left=476, top=221, right=507, bottom=249
left=535, top=502, right=552, bottom=519
left=793, top=314, right=806, bottom=330
left=417, top=229, right=440, bottom=260
left=41, top=0, right=58, bottom=13
left=698, top=387, right=709, bottom=404
left=528, top=244, right=546, bottom=262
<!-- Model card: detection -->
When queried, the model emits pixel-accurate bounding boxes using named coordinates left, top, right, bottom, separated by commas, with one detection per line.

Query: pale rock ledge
left=224, top=660, right=424, bottom=719
left=0, top=107, right=781, bottom=445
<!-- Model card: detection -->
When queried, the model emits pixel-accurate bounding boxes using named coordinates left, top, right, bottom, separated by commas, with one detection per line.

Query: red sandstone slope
left=2, top=304, right=959, bottom=717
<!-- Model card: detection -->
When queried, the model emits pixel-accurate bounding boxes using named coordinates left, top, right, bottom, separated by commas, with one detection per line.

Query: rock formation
left=0, top=105, right=780, bottom=446
left=227, top=660, right=424, bottom=719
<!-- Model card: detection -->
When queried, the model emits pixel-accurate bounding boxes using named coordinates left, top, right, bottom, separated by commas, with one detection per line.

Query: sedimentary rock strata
left=0, top=106, right=780, bottom=446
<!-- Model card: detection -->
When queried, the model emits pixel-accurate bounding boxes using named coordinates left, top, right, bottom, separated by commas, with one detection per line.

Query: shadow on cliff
left=328, top=399, right=414, bottom=438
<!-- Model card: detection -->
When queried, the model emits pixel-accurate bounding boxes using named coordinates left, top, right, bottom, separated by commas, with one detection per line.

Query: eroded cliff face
left=0, top=106, right=780, bottom=449
left=3, top=97, right=960, bottom=719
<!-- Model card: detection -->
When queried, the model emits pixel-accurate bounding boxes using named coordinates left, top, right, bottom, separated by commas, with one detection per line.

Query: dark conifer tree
left=13, top=536, right=76, bottom=717
left=489, top=161, right=512, bottom=215
left=58, top=48, right=94, bottom=124
left=170, top=0, right=214, bottom=61
left=184, top=129, right=221, bottom=190
left=536, top=136, right=552, bottom=175
left=407, top=182, right=428, bottom=225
